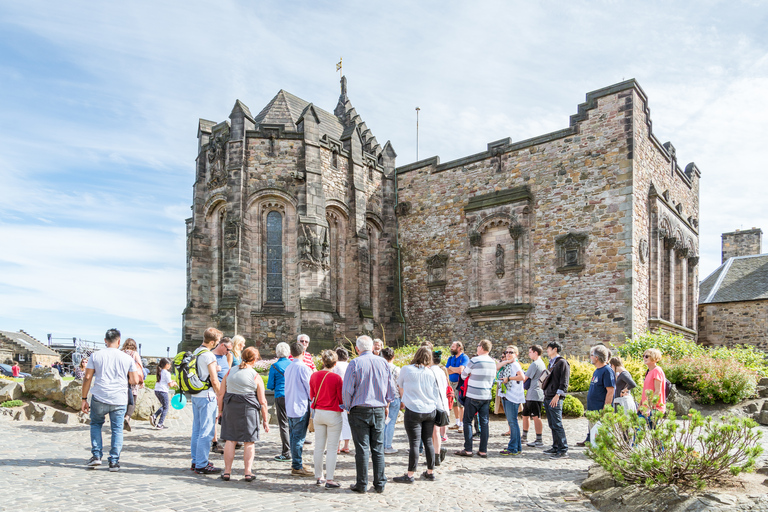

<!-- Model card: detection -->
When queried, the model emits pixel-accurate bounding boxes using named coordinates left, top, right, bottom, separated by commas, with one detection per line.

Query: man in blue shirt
left=267, top=342, right=292, bottom=461
left=446, top=341, right=470, bottom=432
left=578, top=344, right=615, bottom=447
left=284, top=341, right=314, bottom=477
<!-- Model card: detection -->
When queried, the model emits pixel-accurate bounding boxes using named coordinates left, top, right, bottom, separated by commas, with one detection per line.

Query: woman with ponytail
left=217, top=347, right=270, bottom=482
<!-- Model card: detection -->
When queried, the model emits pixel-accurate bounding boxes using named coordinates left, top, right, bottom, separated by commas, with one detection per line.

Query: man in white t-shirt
left=190, top=327, right=223, bottom=475
left=81, top=328, right=141, bottom=472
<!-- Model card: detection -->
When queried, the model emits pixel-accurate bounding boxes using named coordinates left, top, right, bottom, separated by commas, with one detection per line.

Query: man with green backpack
left=176, top=327, right=223, bottom=474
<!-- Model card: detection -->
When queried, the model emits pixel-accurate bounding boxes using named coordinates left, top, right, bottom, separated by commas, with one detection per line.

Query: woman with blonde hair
left=120, top=337, right=144, bottom=431
left=218, top=347, right=269, bottom=481
left=231, top=335, right=246, bottom=367
left=640, top=348, right=666, bottom=427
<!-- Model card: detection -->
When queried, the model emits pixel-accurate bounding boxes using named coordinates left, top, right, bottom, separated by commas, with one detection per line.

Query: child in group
left=150, top=358, right=177, bottom=429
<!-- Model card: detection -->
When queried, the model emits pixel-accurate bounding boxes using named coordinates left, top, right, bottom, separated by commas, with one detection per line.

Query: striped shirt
left=342, top=351, right=396, bottom=410
left=461, top=354, right=496, bottom=400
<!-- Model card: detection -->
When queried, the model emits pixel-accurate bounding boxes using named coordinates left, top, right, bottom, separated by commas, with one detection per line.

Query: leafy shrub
left=708, top=344, right=768, bottom=377
left=562, top=394, right=584, bottom=417
left=1, top=399, right=23, bottom=407
left=567, top=358, right=593, bottom=392
left=619, top=330, right=703, bottom=360
left=665, top=357, right=758, bottom=404
left=586, top=405, right=763, bottom=490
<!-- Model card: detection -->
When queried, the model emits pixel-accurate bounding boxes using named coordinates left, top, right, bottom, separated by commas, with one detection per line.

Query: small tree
left=586, top=402, right=763, bottom=490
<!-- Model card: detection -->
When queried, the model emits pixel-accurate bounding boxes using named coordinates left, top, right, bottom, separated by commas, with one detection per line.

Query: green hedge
left=1, top=399, right=23, bottom=408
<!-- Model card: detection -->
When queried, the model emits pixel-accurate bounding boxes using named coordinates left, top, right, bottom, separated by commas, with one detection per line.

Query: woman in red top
left=309, top=350, right=344, bottom=488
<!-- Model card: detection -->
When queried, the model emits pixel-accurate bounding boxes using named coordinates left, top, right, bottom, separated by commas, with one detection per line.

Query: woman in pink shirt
left=640, top=348, right=666, bottom=426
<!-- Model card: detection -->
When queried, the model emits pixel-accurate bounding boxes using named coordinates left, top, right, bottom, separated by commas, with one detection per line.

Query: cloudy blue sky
left=1, top=1, right=766, bottom=356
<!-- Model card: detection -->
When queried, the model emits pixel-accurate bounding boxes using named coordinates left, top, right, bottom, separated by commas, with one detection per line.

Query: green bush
left=665, top=356, right=758, bottom=404
left=562, top=394, right=584, bottom=417
left=619, top=330, right=702, bottom=360
left=708, top=344, right=768, bottom=377
left=1, top=399, right=23, bottom=407
left=586, top=405, right=763, bottom=490
left=567, top=358, right=593, bottom=392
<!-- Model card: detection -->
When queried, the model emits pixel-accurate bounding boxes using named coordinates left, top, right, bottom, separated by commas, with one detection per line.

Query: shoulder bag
left=311, top=371, right=331, bottom=419
left=432, top=369, right=450, bottom=427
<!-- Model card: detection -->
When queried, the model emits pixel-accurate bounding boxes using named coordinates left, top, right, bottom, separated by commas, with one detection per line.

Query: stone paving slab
left=0, top=409, right=599, bottom=511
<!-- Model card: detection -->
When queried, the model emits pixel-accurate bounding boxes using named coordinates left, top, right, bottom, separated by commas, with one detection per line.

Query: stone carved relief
left=207, top=135, right=228, bottom=189
left=426, top=254, right=448, bottom=287
left=469, top=231, right=482, bottom=247
left=225, top=220, right=239, bottom=248
left=555, top=232, right=588, bottom=272
left=495, top=244, right=505, bottom=278
left=395, top=201, right=411, bottom=216
left=508, top=223, right=523, bottom=240
left=638, top=239, right=649, bottom=264
left=298, top=224, right=329, bottom=269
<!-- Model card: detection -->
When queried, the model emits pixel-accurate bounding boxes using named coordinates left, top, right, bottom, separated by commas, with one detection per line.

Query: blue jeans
left=544, top=399, right=568, bottom=454
left=90, top=398, right=127, bottom=463
left=152, top=391, right=169, bottom=427
left=190, top=395, right=218, bottom=469
left=384, top=398, right=400, bottom=449
left=288, top=409, right=310, bottom=470
left=502, top=398, right=521, bottom=453
left=463, top=398, right=490, bottom=453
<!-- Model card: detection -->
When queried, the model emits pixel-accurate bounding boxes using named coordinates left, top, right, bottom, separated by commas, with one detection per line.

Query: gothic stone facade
left=183, top=79, right=700, bottom=356
left=182, top=79, right=400, bottom=353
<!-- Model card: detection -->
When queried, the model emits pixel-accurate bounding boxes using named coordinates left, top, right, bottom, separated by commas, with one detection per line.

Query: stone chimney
left=721, top=228, right=762, bottom=263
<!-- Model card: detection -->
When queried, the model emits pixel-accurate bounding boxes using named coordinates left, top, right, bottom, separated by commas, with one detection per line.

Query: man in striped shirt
left=456, top=339, right=496, bottom=457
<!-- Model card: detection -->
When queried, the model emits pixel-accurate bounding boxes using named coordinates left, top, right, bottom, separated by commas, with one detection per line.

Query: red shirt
left=11, top=365, right=20, bottom=377
left=309, top=370, right=343, bottom=412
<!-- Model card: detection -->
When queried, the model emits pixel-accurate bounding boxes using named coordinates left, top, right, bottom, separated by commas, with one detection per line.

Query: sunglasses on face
left=643, top=354, right=650, bottom=358
left=504, top=351, right=515, bottom=354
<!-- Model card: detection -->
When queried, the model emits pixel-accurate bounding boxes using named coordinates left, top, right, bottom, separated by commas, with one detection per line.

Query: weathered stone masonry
left=182, top=78, right=700, bottom=357
left=396, top=80, right=700, bottom=355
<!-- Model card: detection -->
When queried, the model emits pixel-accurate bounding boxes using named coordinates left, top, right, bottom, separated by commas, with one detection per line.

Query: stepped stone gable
left=395, top=79, right=700, bottom=355
left=182, top=77, right=401, bottom=353
left=183, top=78, right=700, bottom=357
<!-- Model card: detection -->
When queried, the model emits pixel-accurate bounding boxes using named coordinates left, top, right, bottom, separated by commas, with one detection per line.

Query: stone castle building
left=699, top=228, right=768, bottom=351
left=182, top=78, right=700, bottom=355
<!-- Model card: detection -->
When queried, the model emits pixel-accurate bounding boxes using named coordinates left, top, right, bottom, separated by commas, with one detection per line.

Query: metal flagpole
left=415, top=107, right=420, bottom=161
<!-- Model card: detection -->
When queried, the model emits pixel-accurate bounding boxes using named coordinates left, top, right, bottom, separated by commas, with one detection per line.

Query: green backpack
left=173, top=348, right=212, bottom=394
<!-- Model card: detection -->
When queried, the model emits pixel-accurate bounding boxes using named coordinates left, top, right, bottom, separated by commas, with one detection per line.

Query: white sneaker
left=384, top=448, right=398, bottom=454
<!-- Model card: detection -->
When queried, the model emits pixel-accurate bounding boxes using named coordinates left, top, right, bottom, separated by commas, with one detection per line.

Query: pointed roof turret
left=333, top=76, right=381, bottom=156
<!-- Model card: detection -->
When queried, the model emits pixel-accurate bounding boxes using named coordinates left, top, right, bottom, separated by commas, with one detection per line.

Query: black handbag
left=432, top=370, right=450, bottom=427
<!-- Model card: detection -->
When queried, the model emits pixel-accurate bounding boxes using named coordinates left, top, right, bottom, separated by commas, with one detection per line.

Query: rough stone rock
left=758, top=410, right=768, bottom=426
left=745, top=403, right=758, bottom=414
left=581, top=465, right=617, bottom=492
left=24, top=367, right=65, bottom=403
left=64, top=380, right=84, bottom=411
left=0, top=381, right=23, bottom=402
left=590, top=484, right=687, bottom=512
left=77, top=411, right=91, bottom=424
left=24, top=402, right=51, bottom=421
left=759, top=387, right=768, bottom=398
left=759, top=377, right=768, bottom=387
left=52, top=410, right=71, bottom=424
left=668, top=385, right=695, bottom=415
left=762, top=400, right=768, bottom=412
left=131, top=388, right=161, bottom=420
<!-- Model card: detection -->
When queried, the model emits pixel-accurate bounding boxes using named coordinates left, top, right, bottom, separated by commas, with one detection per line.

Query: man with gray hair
left=577, top=344, right=615, bottom=447
left=291, top=334, right=317, bottom=371
left=267, top=341, right=292, bottom=461
left=342, top=335, right=396, bottom=493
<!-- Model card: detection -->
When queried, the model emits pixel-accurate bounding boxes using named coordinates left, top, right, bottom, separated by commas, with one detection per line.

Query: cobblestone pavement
left=0, top=410, right=599, bottom=512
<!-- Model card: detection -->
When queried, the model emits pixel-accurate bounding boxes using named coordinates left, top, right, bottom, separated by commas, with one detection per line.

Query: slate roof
left=699, top=253, right=768, bottom=304
left=252, top=90, right=346, bottom=140
left=0, top=330, right=59, bottom=356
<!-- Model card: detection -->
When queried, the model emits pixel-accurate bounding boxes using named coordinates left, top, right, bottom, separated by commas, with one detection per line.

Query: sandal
left=221, top=473, right=231, bottom=481
left=476, top=452, right=488, bottom=458
left=244, top=474, right=255, bottom=482
left=454, top=450, right=473, bottom=457
left=339, top=448, right=350, bottom=454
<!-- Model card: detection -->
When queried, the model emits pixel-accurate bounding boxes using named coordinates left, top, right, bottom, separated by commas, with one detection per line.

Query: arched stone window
left=265, top=210, right=283, bottom=303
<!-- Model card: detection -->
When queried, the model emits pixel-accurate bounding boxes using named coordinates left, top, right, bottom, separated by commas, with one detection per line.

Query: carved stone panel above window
left=555, top=232, right=588, bottom=273
left=426, top=254, right=448, bottom=289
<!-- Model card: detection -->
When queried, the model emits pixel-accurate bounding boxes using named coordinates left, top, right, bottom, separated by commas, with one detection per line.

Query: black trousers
left=275, top=396, right=290, bottom=457
left=348, top=406, right=386, bottom=489
left=404, top=408, right=436, bottom=472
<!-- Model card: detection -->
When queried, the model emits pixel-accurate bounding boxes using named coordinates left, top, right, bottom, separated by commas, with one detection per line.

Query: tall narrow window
left=266, top=211, right=283, bottom=303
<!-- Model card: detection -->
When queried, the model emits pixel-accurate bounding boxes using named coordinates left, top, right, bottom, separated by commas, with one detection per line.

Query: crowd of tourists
left=81, top=327, right=668, bottom=490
